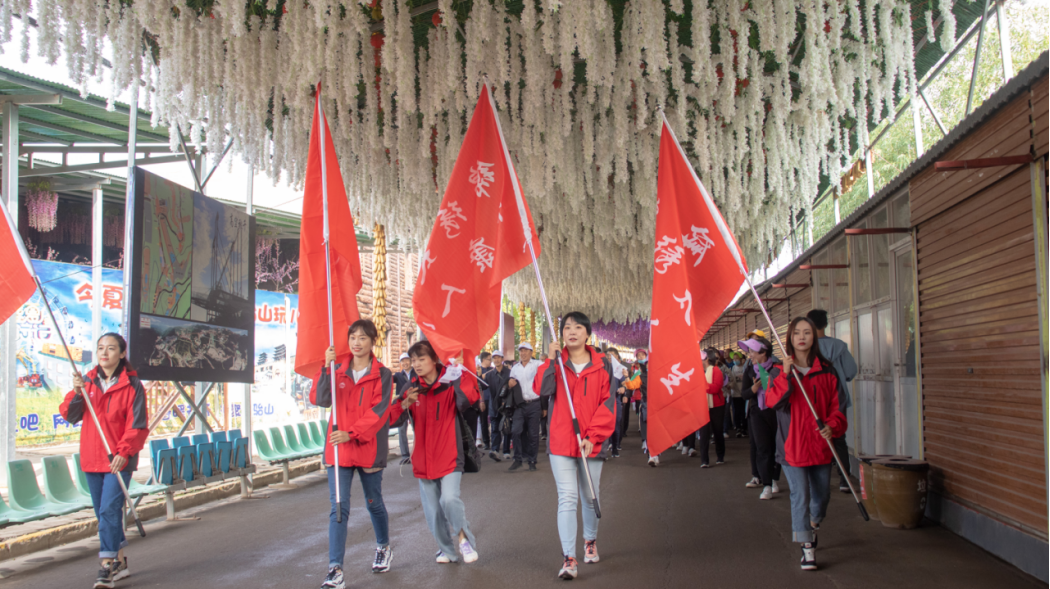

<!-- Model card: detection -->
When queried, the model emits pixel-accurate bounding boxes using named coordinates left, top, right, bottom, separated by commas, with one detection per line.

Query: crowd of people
left=58, top=308, right=857, bottom=588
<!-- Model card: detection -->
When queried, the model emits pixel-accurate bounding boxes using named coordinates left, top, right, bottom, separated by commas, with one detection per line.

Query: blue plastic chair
left=232, top=437, right=250, bottom=468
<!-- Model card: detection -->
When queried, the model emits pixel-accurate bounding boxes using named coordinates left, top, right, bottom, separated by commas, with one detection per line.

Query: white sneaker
left=760, top=486, right=773, bottom=500
left=772, top=481, right=781, bottom=494
left=459, top=538, right=478, bottom=564
left=745, top=477, right=761, bottom=488
left=681, top=446, right=688, bottom=455
left=648, top=455, right=659, bottom=467
left=688, top=448, right=697, bottom=458
left=503, top=453, right=511, bottom=460
left=435, top=551, right=452, bottom=564
left=641, top=441, right=647, bottom=453
left=801, top=544, right=817, bottom=570
left=676, top=442, right=683, bottom=450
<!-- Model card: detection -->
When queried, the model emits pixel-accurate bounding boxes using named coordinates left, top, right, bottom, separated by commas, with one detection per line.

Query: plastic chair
left=309, top=421, right=327, bottom=449
left=176, top=445, right=197, bottom=483
left=253, top=430, right=287, bottom=463
left=283, top=424, right=310, bottom=454
left=197, top=442, right=217, bottom=477
left=6, top=460, right=83, bottom=516
left=0, top=492, right=49, bottom=524
left=155, top=448, right=179, bottom=485
left=232, top=437, right=250, bottom=468
left=127, top=479, right=168, bottom=498
left=210, top=432, right=232, bottom=473
left=269, top=427, right=307, bottom=460
left=41, top=456, right=93, bottom=508
left=320, top=420, right=329, bottom=436
left=71, top=453, right=92, bottom=497
left=148, top=439, right=170, bottom=471
left=191, top=434, right=210, bottom=447
left=298, top=422, right=322, bottom=451
left=210, top=431, right=228, bottom=443
left=227, top=429, right=242, bottom=441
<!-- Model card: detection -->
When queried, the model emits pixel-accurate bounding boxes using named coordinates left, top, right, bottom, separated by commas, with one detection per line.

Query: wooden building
left=702, top=53, right=1048, bottom=581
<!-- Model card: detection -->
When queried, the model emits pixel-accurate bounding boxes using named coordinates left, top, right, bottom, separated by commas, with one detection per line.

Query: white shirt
left=352, top=368, right=368, bottom=382
left=510, top=358, right=544, bottom=402
left=571, top=361, right=588, bottom=375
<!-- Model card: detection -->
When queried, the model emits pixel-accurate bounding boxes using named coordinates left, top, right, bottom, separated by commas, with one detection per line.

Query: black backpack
left=455, top=409, right=481, bottom=473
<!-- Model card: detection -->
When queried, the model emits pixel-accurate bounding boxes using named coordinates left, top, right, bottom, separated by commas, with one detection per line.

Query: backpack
left=455, top=409, right=481, bottom=473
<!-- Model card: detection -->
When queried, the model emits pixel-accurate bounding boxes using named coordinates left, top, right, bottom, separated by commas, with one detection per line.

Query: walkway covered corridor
left=0, top=433, right=1036, bottom=589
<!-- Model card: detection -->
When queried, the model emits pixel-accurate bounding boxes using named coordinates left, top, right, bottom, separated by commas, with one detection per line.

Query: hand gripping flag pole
left=486, top=85, right=601, bottom=519
left=0, top=199, right=146, bottom=536
left=317, top=90, right=342, bottom=523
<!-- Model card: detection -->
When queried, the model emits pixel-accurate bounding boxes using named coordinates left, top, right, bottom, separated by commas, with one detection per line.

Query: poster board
left=127, top=167, right=256, bottom=382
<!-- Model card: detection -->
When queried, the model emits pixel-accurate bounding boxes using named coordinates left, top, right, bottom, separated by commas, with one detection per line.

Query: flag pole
left=741, top=276, right=869, bottom=521
left=483, top=79, right=600, bottom=518
left=317, top=87, right=342, bottom=522
left=0, top=198, right=146, bottom=535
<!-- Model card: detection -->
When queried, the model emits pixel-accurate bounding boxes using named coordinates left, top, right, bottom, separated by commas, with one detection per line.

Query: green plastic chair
left=268, top=427, right=307, bottom=460
left=41, top=456, right=93, bottom=508
left=283, top=424, right=313, bottom=455
left=0, top=492, right=49, bottom=524
left=128, top=479, right=168, bottom=498
left=297, top=422, right=322, bottom=451
left=309, top=421, right=327, bottom=449
left=253, top=429, right=288, bottom=463
left=321, top=419, right=329, bottom=437
left=6, top=460, right=83, bottom=516
left=71, top=454, right=92, bottom=497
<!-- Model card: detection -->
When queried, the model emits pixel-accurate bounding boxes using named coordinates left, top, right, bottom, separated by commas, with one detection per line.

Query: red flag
left=413, top=83, right=540, bottom=361
left=646, top=116, right=749, bottom=457
left=295, top=85, right=363, bottom=378
left=0, top=199, right=37, bottom=324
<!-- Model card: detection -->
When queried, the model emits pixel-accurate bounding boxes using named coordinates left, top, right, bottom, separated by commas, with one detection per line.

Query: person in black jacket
left=739, top=336, right=782, bottom=500
left=483, top=350, right=511, bottom=461
left=393, top=353, right=415, bottom=465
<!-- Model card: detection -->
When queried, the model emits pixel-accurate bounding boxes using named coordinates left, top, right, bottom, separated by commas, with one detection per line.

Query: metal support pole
left=92, top=184, right=104, bottom=346
left=176, top=125, right=203, bottom=193
left=918, top=88, right=948, bottom=135
left=122, top=62, right=139, bottom=341
left=865, top=147, right=876, bottom=199
left=195, top=382, right=208, bottom=434
left=0, top=101, right=18, bottom=463
left=244, top=164, right=254, bottom=459
left=996, top=1, right=1014, bottom=81
left=966, top=0, right=992, bottom=116
left=911, top=92, right=924, bottom=156
left=834, top=193, right=841, bottom=224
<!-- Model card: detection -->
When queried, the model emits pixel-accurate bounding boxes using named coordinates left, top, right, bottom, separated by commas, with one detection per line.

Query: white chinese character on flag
left=437, top=202, right=468, bottom=238
left=654, top=235, right=685, bottom=275
left=682, top=225, right=716, bottom=267
left=468, top=237, right=495, bottom=273
left=673, top=290, right=693, bottom=326
left=469, top=161, right=495, bottom=198
left=660, top=363, right=696, bottom=396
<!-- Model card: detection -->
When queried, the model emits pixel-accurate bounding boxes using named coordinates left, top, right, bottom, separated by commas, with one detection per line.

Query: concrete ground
left=0, top=431, right=1039, bottom=589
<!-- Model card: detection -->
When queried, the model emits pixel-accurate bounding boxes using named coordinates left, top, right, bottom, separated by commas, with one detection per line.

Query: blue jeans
left=85, top=471, right=132, bottom=559
left=327, top=466, right=389, bottom=568
left=549, top=454, right=604, bottom=558
left=418, top=472, right=476, bottom=560
left=782, top=463, right=833, bottom=543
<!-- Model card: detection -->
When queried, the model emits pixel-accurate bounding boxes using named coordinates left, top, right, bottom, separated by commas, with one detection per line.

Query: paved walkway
left=0, top=431, right=1039, bottom=588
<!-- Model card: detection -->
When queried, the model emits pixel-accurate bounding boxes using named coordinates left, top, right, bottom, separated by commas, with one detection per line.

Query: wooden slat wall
left=910, top=92, right=1035, bottom=226
left=1032, top=75, right=1048, bottom=157
left=911, top=80, right=1047, bottom=536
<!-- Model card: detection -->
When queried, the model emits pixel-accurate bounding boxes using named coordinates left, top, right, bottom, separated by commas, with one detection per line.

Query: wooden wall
left=909, top=78, right=1047, bottom=537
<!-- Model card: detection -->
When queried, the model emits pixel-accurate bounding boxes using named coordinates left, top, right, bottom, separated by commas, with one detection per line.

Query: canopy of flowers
left=592, top=318, right=650, bottom=350
left=1, top=0, right=958, bottom=321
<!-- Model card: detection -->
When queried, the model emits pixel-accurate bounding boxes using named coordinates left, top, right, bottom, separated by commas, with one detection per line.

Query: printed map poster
left=128, top=167, right=255, bottom=383
left=14, top=261, right=122, bottom=445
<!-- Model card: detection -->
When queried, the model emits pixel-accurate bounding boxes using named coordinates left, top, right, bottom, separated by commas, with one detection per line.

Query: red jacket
left=389, top=364, right=480, bottom=480
left=765, top=356, right=847, bottom=467
left=706, top=366, right=726, bottom=408
left=534, top=346, right=617, bottom=459
left=310, top=355, right=393, bottom=469
left=59, top=366, right=149, bottom=473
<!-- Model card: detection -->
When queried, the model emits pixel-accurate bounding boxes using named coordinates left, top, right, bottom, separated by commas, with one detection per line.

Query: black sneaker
left=399, top=457, right=411, bottom=465
left=372, top=545, right=393, bottom=573
left=528, top=463, right=537, bottom=471
left=321, top=565, right=345, bottom=588
left=839, top=481, right=851, bottom=493
left=93, top=562, right=116, bottom=589
left=800, top=544, right=817, bottom=570
left=508, top=460, right=523, bottom=471
left=489, top=451, right=502, bottom=462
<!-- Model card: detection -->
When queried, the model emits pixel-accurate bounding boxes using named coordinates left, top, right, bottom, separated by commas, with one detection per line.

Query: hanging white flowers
left=1, top=0, right=928, bottom=322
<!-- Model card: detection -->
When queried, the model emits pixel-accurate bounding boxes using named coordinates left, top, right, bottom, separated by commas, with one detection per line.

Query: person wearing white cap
left=507, top=342, right=544, bottom=471
left=394, top=352, right=415, bottom=465
left=482, top=350, right=511, bottom=461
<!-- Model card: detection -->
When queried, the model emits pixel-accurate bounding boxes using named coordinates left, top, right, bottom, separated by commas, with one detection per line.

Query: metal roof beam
left=13, top=144, right=174, bottom=155
left=0, top=93, right=61, bottom=105
left=19, top=115, right=126, bottom=145
left=0, top=69, right=152, bottom=123
left=19, top=153, right=187, bottom=177
left=23, top=104, right=168, bottom=143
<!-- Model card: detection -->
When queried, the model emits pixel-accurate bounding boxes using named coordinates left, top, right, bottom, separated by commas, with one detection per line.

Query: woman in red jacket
left=696, top=349, right=727, bottom=466
left=535, top=312, right=616, bottom=580
left=309, top=319, right=394, bottom=589
left=59, top=333, right=148, bottom=589
left=389, top=340, right=480, bottom=565
left=765, top=317, right=847, bottom=572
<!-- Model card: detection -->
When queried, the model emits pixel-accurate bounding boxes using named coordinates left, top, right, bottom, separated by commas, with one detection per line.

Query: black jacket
left=393, top=369, right=415, bottom=395
left=482, top=365, right=510, bottom=407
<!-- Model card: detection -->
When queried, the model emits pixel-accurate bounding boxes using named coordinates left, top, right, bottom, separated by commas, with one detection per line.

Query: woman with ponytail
left=59, top=333, right=149, bottom=589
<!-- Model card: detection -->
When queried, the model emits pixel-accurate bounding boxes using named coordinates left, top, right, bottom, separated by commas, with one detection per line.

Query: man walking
left=393, top=352, right=414, bottom=465
left=508, top=342, right=544, bottom=472
left=807, top=309, right=858, bottom=493
left=483, top=350, right=511, bottom=461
